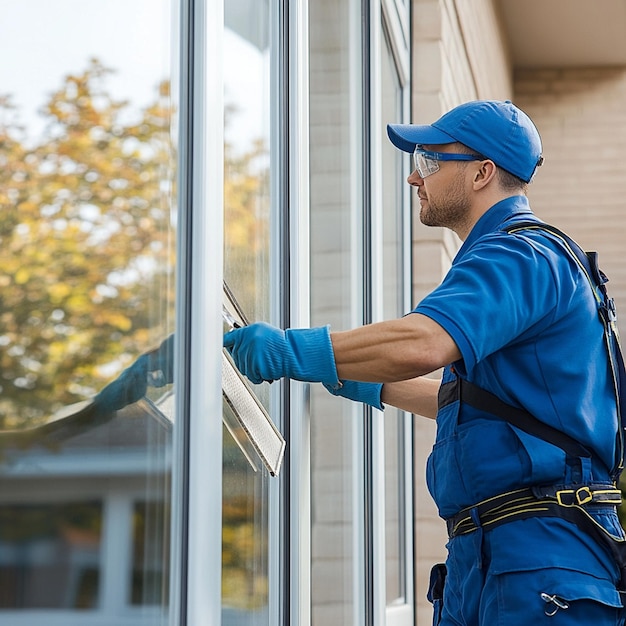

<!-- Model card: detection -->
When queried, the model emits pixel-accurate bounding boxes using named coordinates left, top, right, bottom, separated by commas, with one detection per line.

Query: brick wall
left=515, top=67, right=626, bottom=340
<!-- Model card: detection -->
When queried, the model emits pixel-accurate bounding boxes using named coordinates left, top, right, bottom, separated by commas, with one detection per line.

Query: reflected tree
left=0, top=59, right=175, bottom=426
left=0, top=58, right=270, bottom=434
left=223, top=102, right=270, bottom=319
left=0, top=56, right=273, bottom=613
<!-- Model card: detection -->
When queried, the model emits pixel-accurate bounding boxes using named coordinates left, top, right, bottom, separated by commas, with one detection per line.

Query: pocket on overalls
left=487, top=567, right=623, bottom=625
left=426, top=433, right=471, bottom=518
left=426, top=394, right=472, bottom=517
left=427, top=563, right=447, bottom=626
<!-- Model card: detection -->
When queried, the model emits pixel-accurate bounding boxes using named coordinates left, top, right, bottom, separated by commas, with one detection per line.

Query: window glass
left=222, top=421, right=270, bottom=624
left=309, top=1, right=361, bottom=623
left=0, top=1, right=177, bottom=623
left=223, top=1, right=272, bottom=624
left=131, top=500, right=170, bottom=606
left=0, top=501, right=102, bottom=609
left=223, top=0, right=271, bottom=322
left=381, top=21, right=408, bottom=606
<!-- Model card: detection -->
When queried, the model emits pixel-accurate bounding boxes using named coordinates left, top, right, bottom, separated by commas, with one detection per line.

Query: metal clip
left=555, top=486, right=594, bottom=506
left=540, top=592, right=569, bottom=617
left=575, top=486, right=593, bottom=505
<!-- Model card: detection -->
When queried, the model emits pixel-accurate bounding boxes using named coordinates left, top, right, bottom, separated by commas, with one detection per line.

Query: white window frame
left=174, top=1, right=225, bottom=625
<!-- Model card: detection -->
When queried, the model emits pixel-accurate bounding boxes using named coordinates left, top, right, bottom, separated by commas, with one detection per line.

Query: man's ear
left=472, top=159, right=498, bottom=190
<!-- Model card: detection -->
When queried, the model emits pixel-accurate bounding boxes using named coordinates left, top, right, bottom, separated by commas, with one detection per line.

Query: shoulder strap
left=503, top=220, right=626, bottom=480
left=438, top=377, right=593, bottom=458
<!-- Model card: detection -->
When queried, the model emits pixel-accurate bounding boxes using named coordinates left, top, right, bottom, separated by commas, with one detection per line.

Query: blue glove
left=92, top=354, right=151, bottom=415
left=323, top=380, right=384, bottom=410
left=223, top=322, right=340, bottom=386
left=92, top=334, right=174, bottom=415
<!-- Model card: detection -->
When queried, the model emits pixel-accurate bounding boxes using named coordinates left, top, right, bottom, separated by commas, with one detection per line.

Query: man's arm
left=223, top=311, right=460, bottom=388
left=330, top=313, right=460, bottom=382
left=382, top=376, right=441, bottom=419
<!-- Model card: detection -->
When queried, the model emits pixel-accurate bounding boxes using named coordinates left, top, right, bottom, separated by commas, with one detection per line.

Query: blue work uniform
left=414, top=195, right=625, bottom=624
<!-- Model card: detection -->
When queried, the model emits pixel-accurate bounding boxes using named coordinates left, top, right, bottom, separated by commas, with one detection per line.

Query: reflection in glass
left=222, top=421, right=270, bottom=626
left=131, top=500, right=171, bottom=606
left=0, top=2, right=177, bottom=624
left=0, top=501, right=102, bottom=609
left=0, top=397, right=173, bottom=621
left=223, top=1, right=271, bottom=323
left=223, top=0, right=272, bottom=623
left=309, top=0, right=359, bottom=623
left=381, top=22, right=408, bottom=606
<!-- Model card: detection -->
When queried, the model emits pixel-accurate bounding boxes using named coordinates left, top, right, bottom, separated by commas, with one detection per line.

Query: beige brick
left=414, top=0, right=442, bottom=40
left=312, top=603, right=355, bottom=626
left=312, top=522, right=354, bottom=560
left=412, top=91, right=446, bottom=122
left=516, top=66, right=626, bottom=338
left=311, top=559, right=350, bottom=603
left=414, top=41, right=444, bottom=92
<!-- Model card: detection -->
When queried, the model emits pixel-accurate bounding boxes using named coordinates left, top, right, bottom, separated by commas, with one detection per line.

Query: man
left=224, top=100, right=626, bottom=624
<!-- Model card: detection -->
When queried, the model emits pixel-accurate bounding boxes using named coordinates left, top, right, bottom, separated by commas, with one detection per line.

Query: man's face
left=407, top=144, right=473, bottom=231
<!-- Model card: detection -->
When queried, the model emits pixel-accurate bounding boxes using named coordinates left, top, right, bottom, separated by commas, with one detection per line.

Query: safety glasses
left=412, top=147, right=483, bottom=178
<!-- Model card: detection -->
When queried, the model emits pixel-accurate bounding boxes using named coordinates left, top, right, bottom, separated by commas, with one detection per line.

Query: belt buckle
left=555, top=487, right=593, bottom=506
left=575, top=486, right=593, bottom=505
left=555, top=489, right=574, bottom=506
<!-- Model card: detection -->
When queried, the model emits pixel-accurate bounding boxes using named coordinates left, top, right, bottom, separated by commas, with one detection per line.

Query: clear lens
left=412, top=148, right=484, bottom=178
left=413, top=149, right=440, bottom=178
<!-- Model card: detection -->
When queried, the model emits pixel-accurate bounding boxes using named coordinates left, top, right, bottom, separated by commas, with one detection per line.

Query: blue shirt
left=415, top=195, right=619, bottom=517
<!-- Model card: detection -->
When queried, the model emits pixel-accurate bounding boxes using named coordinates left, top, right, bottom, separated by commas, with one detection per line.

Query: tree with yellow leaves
left=0, top=59, right=176, bottom=427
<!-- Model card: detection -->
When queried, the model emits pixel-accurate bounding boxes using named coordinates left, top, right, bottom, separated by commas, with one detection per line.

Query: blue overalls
left=414, top=196, right=626, bottom=624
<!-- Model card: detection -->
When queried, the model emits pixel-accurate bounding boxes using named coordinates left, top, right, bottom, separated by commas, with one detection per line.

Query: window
left=222, top=1, right=275, bottom=623
left=0, top=501, right=102, bottom=609
left=309, top=0, right=364, bottom=622
left=309, top=1, right=413, bottom=624
left=381, top=17, right=413, bottom=615
left=2, top=2, right=415, bottom=625
left=0, top=2, right=178, bottom=624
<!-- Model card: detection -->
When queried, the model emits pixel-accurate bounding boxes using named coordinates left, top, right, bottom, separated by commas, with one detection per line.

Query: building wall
left=515, top=66, right=626, bottom=340
left=409, top=1, right=513, bottom=621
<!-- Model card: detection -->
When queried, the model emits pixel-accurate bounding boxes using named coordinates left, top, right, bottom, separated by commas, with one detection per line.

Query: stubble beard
left=419, top=176, right=471, bottom=232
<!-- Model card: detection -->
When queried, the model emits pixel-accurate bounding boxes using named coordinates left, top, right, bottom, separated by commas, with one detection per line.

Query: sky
left=0, top=1, right=173, bottom=138
left=0, top=0, right=268, bottom=151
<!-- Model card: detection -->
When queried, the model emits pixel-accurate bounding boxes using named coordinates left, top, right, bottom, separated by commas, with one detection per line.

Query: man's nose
left=407, top=169, right=423, bottom=186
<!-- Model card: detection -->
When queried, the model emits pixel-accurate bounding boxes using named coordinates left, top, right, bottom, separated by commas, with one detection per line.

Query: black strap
left=447, top=486, right=621, bottom=537
left=502, top=220, right=626, bottom=480
left=438, top=377, right=592, bottom=459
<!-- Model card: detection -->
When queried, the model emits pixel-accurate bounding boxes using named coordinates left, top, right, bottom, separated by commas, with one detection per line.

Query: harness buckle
left=555, top=489, right=574, bottom=506
left=555, top=486, right=593, bottom=506
left=575, top=486, right=593, bottom=505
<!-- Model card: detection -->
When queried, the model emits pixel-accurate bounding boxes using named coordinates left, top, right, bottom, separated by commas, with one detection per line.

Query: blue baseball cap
left=387, top=100, right=543, bottom=183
